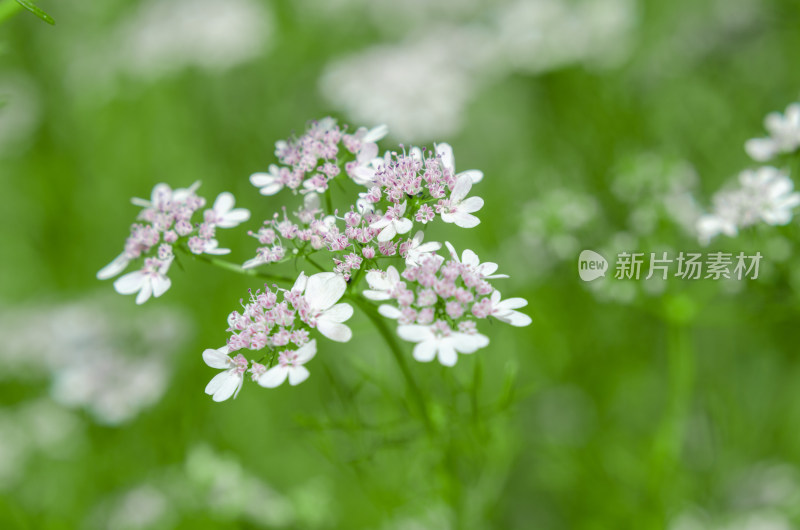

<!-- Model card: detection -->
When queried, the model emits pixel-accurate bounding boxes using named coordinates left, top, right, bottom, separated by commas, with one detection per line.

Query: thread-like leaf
left=15, top=0, right=54, bottom=25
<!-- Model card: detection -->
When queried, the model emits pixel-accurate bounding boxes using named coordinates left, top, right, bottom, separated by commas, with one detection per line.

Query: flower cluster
left=97, top=182, right=250, bottom=304
left=364, top=242, right=530, bottom=366
left=202, top=271, right=353, bottom=401
left=745, top=102, right=800, bottom=162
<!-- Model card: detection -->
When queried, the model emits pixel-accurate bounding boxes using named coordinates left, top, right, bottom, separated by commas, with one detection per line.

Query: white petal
left=397, top=325, right=433, bottom=343
left=461, top=249, right=480, bottom=268
left=317, top=320, right=352, bottom=342
left=292, top=271, right=308, bottom=293
left=459, top=196, right=484, bottom=214
left=363, top=124, right=389, bottom=143
left=203, top=347, right=231, bottom=369
left=497, top=297, right=528, bottom=311
left=437, top=340, right=458, bottom=366
left=258, top=366, right=288, bottom=388
left=436, top=143, right=455, bottom=171
left=208, top=371, right=242, bottom=401
left=306, top=272, right=347, bottom=311
left=450, top=174, right=472, bottom=203
left=377, top=223, right=397, bottom=242
left=258, top=182, right=283, bottom=196
left=217, top=208, right=250, bottom=228
left=322, top=303, right=353, bottom=323
left=459, top=169, right=483, bottom=184
left=452, top=211, right=481, bottom=228
left=363, top=290, right=391, bottom=301
left=250, top=172, right=276, bottom=187
left=295, top=339, right=317, bottom=363
left=370, top=217, right=392, bottom=230
left=451, top=332, right=489, bottom=353
left=444, top=241, right=459, bottom=262
left=378, top=305, right=402, bottom=319
left=97, top=253, right=129, bottom=280
left=413, top=340, right=438, bottom=363
left=135, top=281, right=153, bottom=305
left=394, top=217, right=413, bottom=235
left=745, top=138, right=777, bottom=162
left=151, top=275, right=171, bottom=298
left=288, top=366, right=310, bottom=386
left=497, top=310, right=533, bottom=327
left=213, top=192, right=235, bottom=214
left=113, top=271, right=146, bottom=294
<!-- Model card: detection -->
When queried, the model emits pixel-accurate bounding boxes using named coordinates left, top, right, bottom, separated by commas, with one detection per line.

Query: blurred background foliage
left=2, top=0, right=800, bottom=528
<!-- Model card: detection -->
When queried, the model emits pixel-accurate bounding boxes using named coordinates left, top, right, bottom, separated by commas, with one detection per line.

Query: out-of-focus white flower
left=118, top=0, right=272, bottom=79
left=745, top=103, right=800, bottom=162
left=444, top=241, right=508, bottom=279
left=206, top=192, right=250, bottom=228
left=697, top=167, right=800, bottom=244
left=436, top=142, right=483, bottom=184
left=256, top=340, right=317, bottom=388
left=203, top=346, right=248, bottom=402
left=371, top=201, right=414, bottom=241
left=488, top=291, right=532, bottom=327
left=439, top=174, right=484, bottom=228
left=250, top=165, right=286, bottom=196
left=404, top=232, right=442, bottom=266
left=363, top=265, right=401, bottom=301
left=114, top=257, right=173, bottom=305
left=397, top=321, right=489, bottom=366
left=294, top=272, right=354, bottom=342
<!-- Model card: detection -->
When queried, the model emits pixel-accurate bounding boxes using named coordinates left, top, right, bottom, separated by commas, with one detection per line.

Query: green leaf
left=14, top=0, right=54, bottom=25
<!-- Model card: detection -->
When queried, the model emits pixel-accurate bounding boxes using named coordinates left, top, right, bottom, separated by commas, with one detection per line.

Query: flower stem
left=176, top=246, right=294, bottom=284
left=350, top=295, right=435, bottom=435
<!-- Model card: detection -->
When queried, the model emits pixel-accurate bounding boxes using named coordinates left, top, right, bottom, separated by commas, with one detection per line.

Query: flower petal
left=322, top=303, right=353, bottom=323
left=295, top=339, right=318, bottom=363
left=317, top=320, right=352, bottom=342
left=113, top=271, right=145, bottom=294
left=305, top=272, right=347, bottom=311
left=258, top=366, right=289, bottom=388
left=413, top=340, right=438, bottom=363
left=397, top=325, right=432, bottom=343
left=203, top=347, right=231, bottom=369
left=288, top=366, right=310, bottom=386
left=97, top=253, right=129, bottom=280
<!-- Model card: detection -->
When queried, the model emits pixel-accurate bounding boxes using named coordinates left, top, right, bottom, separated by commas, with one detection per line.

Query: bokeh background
left=2, top=0, right=800, bottom=528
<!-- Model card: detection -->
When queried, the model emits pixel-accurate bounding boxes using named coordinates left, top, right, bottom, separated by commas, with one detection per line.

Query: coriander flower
left=205, top=192, right=251, bottom=228
left=97, top=253, right=131, bottom=280
left=745, top=103, right=800, bottom=162
left=293, top=272, right=354, bottom=342
left=403, top=232, right=442, bottom=267
left=438, top=174, right=484, bottom=228
left=444, top=241, right=508, bottom=279
left=487, top=291, right=532, bottom=327
left=371, top=200, right=414, bottom=242
left=363, top=265, right=401, bottom=301
left=436, top=142, right=483, bottom=184
left=250, top=164, right=287, bottom=196
left=113, top=257, right=173, bottom=305
left=202, top=346, right=248, bottom=402
left=397, top=321, right=489, bottom=366
left=256, top=340, right=317, bottom=388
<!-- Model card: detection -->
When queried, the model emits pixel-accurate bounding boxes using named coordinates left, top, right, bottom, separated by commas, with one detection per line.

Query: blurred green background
left=2, top=0, right=800, bottom=528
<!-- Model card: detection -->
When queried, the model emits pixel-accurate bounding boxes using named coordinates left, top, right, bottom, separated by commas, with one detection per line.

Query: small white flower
left=371, top=200, right=413, bottom=242
left=363, top=266, right=401, bottom=301
left=489, top=291, right=532, bottom=327
left=256, top=340, right=317, bottom=388
left=97, top=252, right=130, bottom=280
left=444, top=241, right=508, bottom=279
left=440, top=174, right=484, bottom=228
left=250, top=164, right=284, bottom=195
left=745, top=103, right=800, bottom=162
left=405, top=231, right=442, bottom=266
left=436, top=142, right=483, bottom=183
left=202, top=346, right=247, bottom=402
left=113, top=257, right=172, bottom=305
left=208, top=192, right=250, bottom=228
left=397, top=322, right=489, bottom=366
left=295, top=272, right=354, bottom=342
left=131, top=181, right=201, bottom=209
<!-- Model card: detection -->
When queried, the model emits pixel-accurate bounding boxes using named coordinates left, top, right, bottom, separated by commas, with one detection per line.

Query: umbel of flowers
left=97, top=118, right=531, bottom=402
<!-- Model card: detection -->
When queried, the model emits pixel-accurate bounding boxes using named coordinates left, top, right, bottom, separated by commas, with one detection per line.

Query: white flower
left=208, top=192, right=250, bottom=228
left=440, top=174, right=484, bottom=228
left=436, top=142, right=483, bottom=184
left=397, top=322, right=489, bottom=366
left=363, top=266, right=401, bottom=301
left=250, top=164, right=284, bottom=195
left=489, top=291, right=532, bottom=327
left=745, top=103, right=800, bottom=162
left=356, top=124, right=389, bottom=144
left=256, top=340, right=317, bottom=388
left=405, top=232, right=442, bottom=266
left=371, top=200, right=414, bottom=242
left=294, top=272, right=354, bottom=342
left=444, top=241, right=508, bottom=279
left=696, top=167, right=800, bottom=243
left=202, top=346, right=247, bottom=402
left=97, top=252, right=130, bottom=280
left=131, top=181, right=200, bottom=209
left=113, top=257, right=172, bottom=305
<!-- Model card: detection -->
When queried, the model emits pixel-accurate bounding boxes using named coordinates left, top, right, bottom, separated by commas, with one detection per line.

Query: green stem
left=176, top=246, right=293, bottom=284
left=350, top=295, right=434, bottom=435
